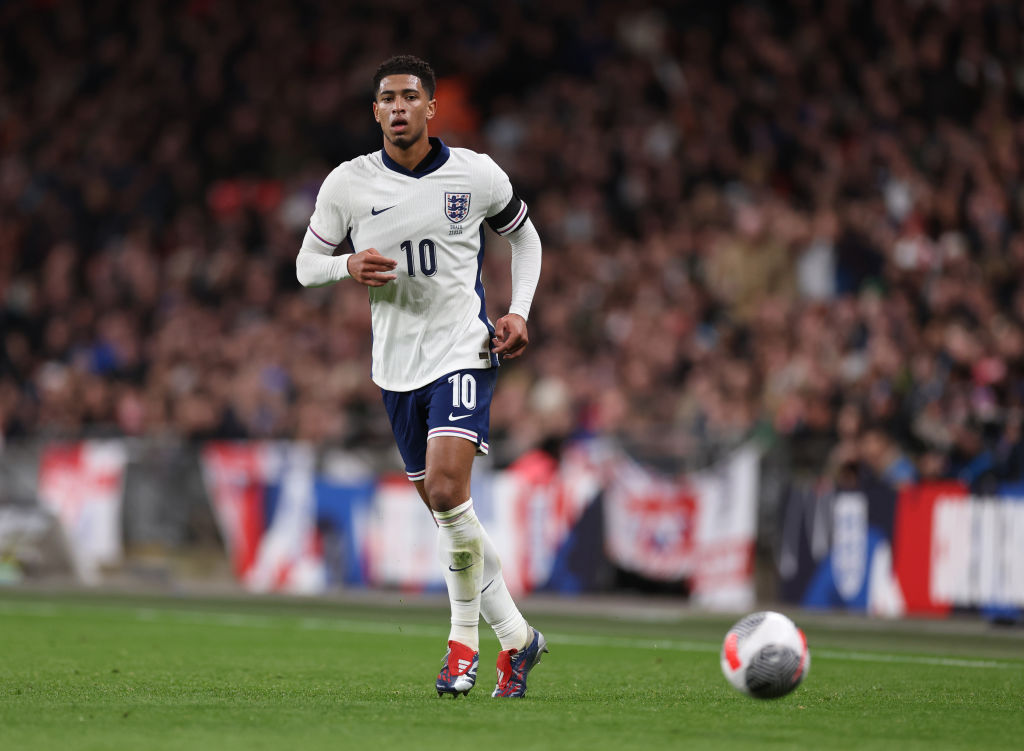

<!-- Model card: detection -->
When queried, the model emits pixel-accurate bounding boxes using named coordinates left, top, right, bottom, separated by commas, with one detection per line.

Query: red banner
left=893, top=481, right=966, bottom=616
left=201, top=443, right=266, bottom=579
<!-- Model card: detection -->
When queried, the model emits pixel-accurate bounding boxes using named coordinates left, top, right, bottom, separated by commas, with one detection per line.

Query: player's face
left=373, top=75, right=436, bottom=149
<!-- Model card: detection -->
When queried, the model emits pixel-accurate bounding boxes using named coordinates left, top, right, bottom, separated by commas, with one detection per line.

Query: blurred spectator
left=859, top=422, right=918, bottom=489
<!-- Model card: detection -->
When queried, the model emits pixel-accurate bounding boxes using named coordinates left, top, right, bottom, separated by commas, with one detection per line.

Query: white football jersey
left=307, top=139, right=530, bottom=392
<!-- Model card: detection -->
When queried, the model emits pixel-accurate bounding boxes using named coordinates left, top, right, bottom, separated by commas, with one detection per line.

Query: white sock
left=479, top=523, right=531, bottom=652
left=433, top=498, right=484, bottom=651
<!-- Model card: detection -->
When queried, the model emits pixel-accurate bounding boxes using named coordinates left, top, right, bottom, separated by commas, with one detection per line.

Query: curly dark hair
left=373, top=55, right=436, bottom=99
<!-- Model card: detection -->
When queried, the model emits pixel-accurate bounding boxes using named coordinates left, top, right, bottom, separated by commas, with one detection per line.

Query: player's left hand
left=492, top=314, right=529, bottom=359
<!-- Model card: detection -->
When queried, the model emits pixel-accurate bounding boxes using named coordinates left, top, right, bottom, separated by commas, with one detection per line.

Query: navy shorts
left=381, top=367, right=498, bottom=482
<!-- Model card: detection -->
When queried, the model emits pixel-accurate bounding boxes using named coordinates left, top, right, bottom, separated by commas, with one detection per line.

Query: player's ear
left=372, top=101, right=381, bottom=122
left=426, top=98, right=436, bottom=120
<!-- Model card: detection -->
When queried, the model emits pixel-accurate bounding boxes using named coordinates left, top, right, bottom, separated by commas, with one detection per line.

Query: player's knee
left=424, top=471, right=465, bottom=512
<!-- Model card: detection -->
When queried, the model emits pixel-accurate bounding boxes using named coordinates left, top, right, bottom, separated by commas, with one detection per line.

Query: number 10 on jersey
left=448, top=372, right=477, bottom=410
left=401, top=239, right=437, bottom=277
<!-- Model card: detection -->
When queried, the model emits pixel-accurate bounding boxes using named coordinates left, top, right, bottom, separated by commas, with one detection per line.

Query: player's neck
left=383, top=135, right=433, bottom=172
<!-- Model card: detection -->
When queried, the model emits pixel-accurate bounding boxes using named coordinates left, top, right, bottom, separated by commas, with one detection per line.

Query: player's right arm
left=295, top=230, right=353, bottom=287
left=296, top=167, right=353, bottom=287
left=296, top=166, right=395, bottom=288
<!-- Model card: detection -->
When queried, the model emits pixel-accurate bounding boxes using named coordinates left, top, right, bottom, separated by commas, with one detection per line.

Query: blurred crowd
left=3, top=0, right=1024, bottom=490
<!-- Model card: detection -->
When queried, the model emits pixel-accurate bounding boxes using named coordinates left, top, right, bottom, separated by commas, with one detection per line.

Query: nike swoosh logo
left=448, top=563, right=474, bottom=572
left=448, top=413, right=472, bottom=421
left=371, top=205, right=396, bottom=215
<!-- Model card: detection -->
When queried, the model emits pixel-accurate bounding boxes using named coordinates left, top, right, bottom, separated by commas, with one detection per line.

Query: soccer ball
left=720, top=611, right=810, bottom=699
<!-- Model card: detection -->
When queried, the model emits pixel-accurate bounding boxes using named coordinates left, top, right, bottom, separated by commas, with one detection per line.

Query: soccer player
left=296, top=55, right=546, bottom=698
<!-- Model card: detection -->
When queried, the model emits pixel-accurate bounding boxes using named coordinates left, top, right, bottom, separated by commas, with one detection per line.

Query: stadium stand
left=3, top=0, right=1024, bottom=496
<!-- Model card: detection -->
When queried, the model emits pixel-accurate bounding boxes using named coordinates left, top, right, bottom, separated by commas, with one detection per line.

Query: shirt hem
left=372, top=359, right=495, bottom=393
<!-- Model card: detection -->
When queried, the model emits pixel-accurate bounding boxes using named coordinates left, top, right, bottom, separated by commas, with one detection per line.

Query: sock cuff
left=433, top=498, right=474, bottom=527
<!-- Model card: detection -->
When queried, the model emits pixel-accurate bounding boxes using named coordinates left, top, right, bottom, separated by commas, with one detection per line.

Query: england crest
left=445, top=192, right=471, bottom=223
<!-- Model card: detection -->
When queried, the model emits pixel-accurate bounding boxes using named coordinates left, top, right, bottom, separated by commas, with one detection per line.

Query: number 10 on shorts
left=448, top=373, right=477, bottom=410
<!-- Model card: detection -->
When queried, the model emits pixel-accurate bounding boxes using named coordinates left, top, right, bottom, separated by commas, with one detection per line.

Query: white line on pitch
left=1, top=600, right=1019, bottom=670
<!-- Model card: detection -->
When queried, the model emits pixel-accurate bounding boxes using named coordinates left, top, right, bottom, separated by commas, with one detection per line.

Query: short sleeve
left=483, top=156, right=529, bottom=237
left=307, top=167, right=351, bottom=249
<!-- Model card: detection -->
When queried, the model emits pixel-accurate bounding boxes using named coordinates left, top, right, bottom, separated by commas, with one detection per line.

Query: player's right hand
left=347, top=248, right=397, bottom=286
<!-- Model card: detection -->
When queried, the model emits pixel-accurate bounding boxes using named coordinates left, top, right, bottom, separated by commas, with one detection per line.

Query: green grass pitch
left=1, top=591, right=1022, bottom=750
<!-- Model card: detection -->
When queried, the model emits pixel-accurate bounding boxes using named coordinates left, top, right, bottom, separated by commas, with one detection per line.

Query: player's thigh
left=380, top=387, right=429, bottom=482
left=422, top=368, right=497, bottom=509
left=424, top=436, right=477, bottom=510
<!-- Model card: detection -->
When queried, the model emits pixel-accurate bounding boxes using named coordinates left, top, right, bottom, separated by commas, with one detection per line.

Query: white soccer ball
left=720, top=611, right=810, bottom=699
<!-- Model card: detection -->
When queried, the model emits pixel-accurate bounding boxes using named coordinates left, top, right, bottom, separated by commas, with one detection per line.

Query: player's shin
left=479, top=523, right=531, bottom=652
left=433, top=499, right=484, bottom=650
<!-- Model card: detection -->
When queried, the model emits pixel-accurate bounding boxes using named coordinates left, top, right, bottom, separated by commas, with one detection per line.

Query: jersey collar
left=381, top=137, right=450, bottom=178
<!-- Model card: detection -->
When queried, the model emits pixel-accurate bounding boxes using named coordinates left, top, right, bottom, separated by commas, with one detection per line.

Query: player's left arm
left=492, top=218, right=541, bottom=359
left=483, top=156, right=541, bottom=359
